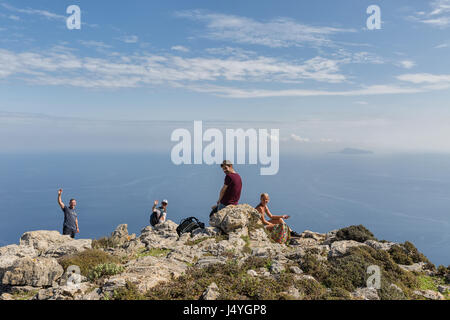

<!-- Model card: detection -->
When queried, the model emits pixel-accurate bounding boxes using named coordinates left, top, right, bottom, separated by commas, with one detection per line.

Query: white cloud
left=118, top=35, right=139, bottom=43
left=397, top=73, right=450, bottom=84
left=176, top=10, right=355, bottom=48
left=398, top=60, right=416, bottom=69
left=0, top=48, right=351, bottom=87
left=1, top=3, right=65, bottom=21
left=434, top=43, right=449, bottom=48
left=290, top=134, right=310, bottom=143
left=171, top=45, right=190, bottom=52
left=414, top=0, right=450, bottom=27
left=79, top=40, right=112, bottom=49
left=188, top=84, right=426, bottom=98
left=354, top=101, right=369, bottom=105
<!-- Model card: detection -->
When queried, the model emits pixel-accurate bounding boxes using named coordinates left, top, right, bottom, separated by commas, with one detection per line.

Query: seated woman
left=255, top=193, right=301, bottom=240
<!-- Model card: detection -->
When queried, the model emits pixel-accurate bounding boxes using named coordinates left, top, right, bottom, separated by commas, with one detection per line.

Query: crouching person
left=150, top=199, right=168, bottom=226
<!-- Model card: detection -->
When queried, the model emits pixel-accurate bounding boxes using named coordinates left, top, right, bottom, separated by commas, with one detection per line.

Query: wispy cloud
left=187, top=84, right=426, bottom=98
left=397, top=73, right=450, bottom=84
left=79, top=40, right=112, bottom=49
left=0, top=47, right=351, bottom=88
left=171, top=45, right=190, bottom=52
left=413, top=0, right=450, bottom=27
left=398, top=60, right=416, bottom=69
left=117, top=35, right=139, bottom=43
left=176, top=10, right=355, bottom=48
left=1, top=2, right=66, bottom=21
left=290, top=134, right=310, bottom=142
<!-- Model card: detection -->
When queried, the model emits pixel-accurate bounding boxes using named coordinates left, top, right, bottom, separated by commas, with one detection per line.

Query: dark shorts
left=63, top=226, right=76, bottom=239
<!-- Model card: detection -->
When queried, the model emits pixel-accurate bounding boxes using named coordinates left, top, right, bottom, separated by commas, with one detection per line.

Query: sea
left=0, top=152, right=449, bottom=266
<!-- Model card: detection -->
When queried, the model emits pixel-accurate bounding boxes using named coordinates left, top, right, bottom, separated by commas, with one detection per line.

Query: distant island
left=332, top=148, right=374, bottom=155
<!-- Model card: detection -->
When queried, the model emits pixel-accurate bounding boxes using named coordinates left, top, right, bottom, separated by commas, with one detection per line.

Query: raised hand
left=153, top=200, right=159, bottom=206
left=58, top=189, right=63, bottom=196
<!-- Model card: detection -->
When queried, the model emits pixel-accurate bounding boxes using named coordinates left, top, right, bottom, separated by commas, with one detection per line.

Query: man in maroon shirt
left=214, top=160, right=242, bottom=211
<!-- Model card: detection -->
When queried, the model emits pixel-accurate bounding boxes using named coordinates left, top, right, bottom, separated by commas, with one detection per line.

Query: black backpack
left=176, top=217, right=205, bottom=236
left=150, top=210, right=161, bottom=227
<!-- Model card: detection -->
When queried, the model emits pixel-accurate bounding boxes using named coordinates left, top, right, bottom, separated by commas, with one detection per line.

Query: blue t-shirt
left=62, top=206, right=78, bottom=231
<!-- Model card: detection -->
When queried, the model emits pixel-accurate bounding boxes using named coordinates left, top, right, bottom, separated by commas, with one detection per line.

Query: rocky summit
left=0, top=204, right=448, bottom=300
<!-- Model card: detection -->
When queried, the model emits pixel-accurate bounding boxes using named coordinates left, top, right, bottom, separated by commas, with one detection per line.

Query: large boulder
left=20, top=231, right=72, bottom=253
left=2, top=257, right=63, bottom=287
left=0, top=244, right=38, bottom=258
left=102, top=255, right=187, bottom=293
left=139, top=220, right=179, bottom=248
left=44, top=239, right=92, bottom=258
left=209, top=204, right=261, bottom=234
left=0, top=244, right=38, bottom=281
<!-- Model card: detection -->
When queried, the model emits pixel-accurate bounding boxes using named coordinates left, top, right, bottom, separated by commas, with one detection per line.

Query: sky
left=1, top=0, right=450, bottom=153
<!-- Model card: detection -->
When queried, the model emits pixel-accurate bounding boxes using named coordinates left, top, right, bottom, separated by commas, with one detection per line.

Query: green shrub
left=92, top=237, right=120, bottom=249
left=388, top=245, right=413, bottom=265
left=335, top=225, right=377, bottom=243
left=300, top=251, right=330, bottom=283
left=299, top=246, right=418, bottom=299
left=58, top=249, right=121, bottom=277
left=146, top=257, right=298, bottom=300
left=88, top=263, right=125, bottom=281
left=388, top=242, right=431, bottom=266
left=112, top=281, right=146, bottom=300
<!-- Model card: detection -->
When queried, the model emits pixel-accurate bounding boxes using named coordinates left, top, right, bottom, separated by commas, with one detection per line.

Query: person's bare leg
left=269, top=217, right=285, bottom=225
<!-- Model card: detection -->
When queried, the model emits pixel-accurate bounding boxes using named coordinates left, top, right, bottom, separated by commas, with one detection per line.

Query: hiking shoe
left=290, top=230, right=302, bottom=238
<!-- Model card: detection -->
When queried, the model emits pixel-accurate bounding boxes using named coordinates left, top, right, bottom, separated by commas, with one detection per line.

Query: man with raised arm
left=57, top=189, right=79, bottom=238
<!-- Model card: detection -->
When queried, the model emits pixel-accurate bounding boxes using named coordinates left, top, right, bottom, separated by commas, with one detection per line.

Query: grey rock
left=329, top=240, right=367, bottom=258
left=2, top=257, right=64, bottom=287
left=0, top=244, right=38, bottom=258
left=247, top=270, right=258, bottom=277
left=44, top=239, right=92, bottom=258
left=351, top=287, right=380, bottom=300
left=0, top=293, right=13, bottom=300
left=270, top=262, right=284, bottom=274
left=299, top=230, right=326, bottom=242
left=110, top=224, right=136, bottom=246
left=398, top=262, right=425, bottom=273
left=20, top=231, right=72, bottom=253
left=364, top=240, right=395, bottom=251
left=294, top=274, right=318, bottom=282
left=289, top=266, right=303, bottom=274
left=202, top=282, right=220, bottom=300
left=438, top=285, right=450, bottom=294
left=413, top=289, right=445, bottom=300
left=209, top=204, right=261, bottom=234
left=195, top=257, right=227, bottom=268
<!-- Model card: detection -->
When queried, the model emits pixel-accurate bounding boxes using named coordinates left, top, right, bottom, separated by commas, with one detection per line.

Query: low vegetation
left=135, top=248, right=172, bottom=258
left=58, top=249, right=121, bottom=277
left=92, top=237, right=121, bottom=249
left=335, top=225, right=377, bottom=243
left=388, top=242, right=431, bottom=266
left=88, top=263, right=125, bottom=281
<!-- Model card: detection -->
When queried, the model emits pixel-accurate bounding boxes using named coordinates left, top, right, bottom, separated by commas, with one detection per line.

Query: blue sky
left=1, top=0, right=450, bottom=153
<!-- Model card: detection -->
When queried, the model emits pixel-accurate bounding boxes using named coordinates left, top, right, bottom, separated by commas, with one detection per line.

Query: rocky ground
left=0, top=204, right=449, bottom=300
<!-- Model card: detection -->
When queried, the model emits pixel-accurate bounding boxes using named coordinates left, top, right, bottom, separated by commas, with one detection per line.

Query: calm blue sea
left=0, top=153, right=449, bottom=266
